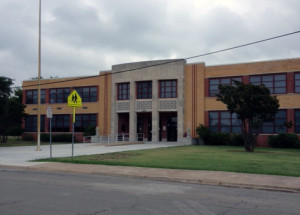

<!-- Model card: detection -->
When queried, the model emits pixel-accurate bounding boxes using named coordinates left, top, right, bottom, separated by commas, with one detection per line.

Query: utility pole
left=36, top=0, right=42, bottom=151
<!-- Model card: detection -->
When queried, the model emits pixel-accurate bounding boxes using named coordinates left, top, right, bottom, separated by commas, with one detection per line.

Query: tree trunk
left=242, top=119, right=255, bottom=152
left=0, top=135, right=8, bottom=143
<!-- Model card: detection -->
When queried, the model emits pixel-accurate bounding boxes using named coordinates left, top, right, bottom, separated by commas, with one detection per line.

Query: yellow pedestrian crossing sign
left=68, top=90, right=82, bottom=107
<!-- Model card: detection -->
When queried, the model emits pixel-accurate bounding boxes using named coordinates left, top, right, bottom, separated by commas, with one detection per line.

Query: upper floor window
left=75, top=86, right=97, bottom=102
left=117, top=83, right=130, bottom=100
left=209, top=77, right=242, bottom=96
left=25, top=115, right=45, bottom=132
left=136, top=81, right=152, bottom=99
left=26, top=90, right=45, bottom=104
left=75, top=114, right=97, bottom=132
left=261, top=110, right=287, bottom=134
left=295, top=110, right=300, bottom=134
left=159, top=80, right=177, bottom=98
left=295, top=73, right=300, bottom=93
left=250, top=73, right=286, bottom=94
left=50, top=88, right=70, bottom=103
left=52, top=114, right=70, bottom=132
left=209, top=111, right=241, bottom=133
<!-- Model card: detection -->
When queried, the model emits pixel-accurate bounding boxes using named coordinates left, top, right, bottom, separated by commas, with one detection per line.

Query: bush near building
left=268, top=134, right=300, bottom=149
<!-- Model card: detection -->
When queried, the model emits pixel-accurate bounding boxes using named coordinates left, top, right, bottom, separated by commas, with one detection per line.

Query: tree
left=216, top=81, right=279, bottom=152
left=0, top=77, right=27, bottom=143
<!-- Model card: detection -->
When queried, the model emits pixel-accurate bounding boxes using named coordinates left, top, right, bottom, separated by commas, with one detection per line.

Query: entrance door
left=137, top=113, right=152, bottom=141
left=159, top=112, right=177, bottom=142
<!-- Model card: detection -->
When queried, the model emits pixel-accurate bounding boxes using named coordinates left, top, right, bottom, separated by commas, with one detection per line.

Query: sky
left=0, top=0, right=300, bottom=87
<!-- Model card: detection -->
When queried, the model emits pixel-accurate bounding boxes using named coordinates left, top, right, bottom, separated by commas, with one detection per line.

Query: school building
left=22, top=57, right=300, bottom=146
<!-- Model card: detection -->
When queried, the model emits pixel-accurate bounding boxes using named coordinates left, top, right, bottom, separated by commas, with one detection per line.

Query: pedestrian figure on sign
left=74, top=94, right=77, bottom=103
left=72, top=95, right=75, bottom=103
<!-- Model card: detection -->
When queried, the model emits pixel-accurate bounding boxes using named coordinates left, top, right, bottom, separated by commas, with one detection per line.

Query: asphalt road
left=0, top=168, right=299, bottom=215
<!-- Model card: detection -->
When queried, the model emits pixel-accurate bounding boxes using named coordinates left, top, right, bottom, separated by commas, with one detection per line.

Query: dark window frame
left=52, top=114, right=70, bottom=132
left=25, top=89, right=45, bottom=104
left=117, top=83, right=130, bottom=100
left=209, top=77, right=242, bottom=97
left=159, top=80, right=177, bottom=98
left=75, top=114, right=97, bottom=132
left=260, top=110, right=287, bottom=134
left=249, top=73, right=286, bottom=94
left=295, top=109, right=300, bottom=134
left=75, top=86, right=98, bottom=102
left=49, top=88, right=70, bottom=104
left=136, top=81, right=152, bottom=99
left=209, top=111, right=242, bottom=133
left=295, top=72, right=300, bottom=93
left=25, top=115, right=45, bottom=132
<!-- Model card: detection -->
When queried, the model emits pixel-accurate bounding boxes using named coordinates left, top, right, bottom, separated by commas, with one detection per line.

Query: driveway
left=0, top=142, right=180, bottom=167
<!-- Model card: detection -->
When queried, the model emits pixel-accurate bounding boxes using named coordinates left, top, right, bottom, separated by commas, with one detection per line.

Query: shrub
left=23, top=134, right=34, bottom=141
left=229, top=134, right=244, bottom=146
left=208, top=132, right=231, bottom=145
left=41, top=133, right=73, bottom=142
left=268, top=133, right=300, bottom=148
left=83, top=126, right=96, bottom=136
left=41, top=133, right=50, bottom=142
left=196, top=124, right=211, bottom=144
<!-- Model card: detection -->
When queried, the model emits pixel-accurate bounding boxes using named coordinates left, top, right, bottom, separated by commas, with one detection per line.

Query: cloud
left=0, top=0, right=299, bottom=87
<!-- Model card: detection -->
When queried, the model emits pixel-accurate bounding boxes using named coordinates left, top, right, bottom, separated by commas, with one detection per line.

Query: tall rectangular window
left=136, top=81, right=152, bottom=99
left=209, top=111, right=241, bottom=133
left=295, top=73, right=300, bottom=93
left=117, top=83, right=130, bottom=100
left=159, top=80, right=177, bottom=98
left=25, top=90, right=45, bottom=104
left=25, top=115, right=45, bottom=132
left=52, top=114, right=70, bottom=132
left=75, top=114, right=97, bottom=132
left=209, top=77, right=242, bottom=96
left=75, top=86, right=97, bottom=102
left=261, top=110, right=287, bottom=134
left=250, top=73, right=286, bottom=94
left=50, top=88, right=70, bottom=103
left=294, top=110, right=300, bottom=134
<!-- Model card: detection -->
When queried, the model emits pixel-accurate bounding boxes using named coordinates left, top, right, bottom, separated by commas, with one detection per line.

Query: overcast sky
left=1, top=0, right=300, bottom=87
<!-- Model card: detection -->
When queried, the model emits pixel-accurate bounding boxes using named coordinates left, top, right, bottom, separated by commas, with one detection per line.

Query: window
left=75, top=86, right=97, bottom=102
left=75, top=114, right=97, bottom=132
left=295, top=73, right=300, bottom=93
left=136, top=81, right=152, bottom=99
left=52, top=114, right=70, bottom=132
left=295, top=110, right=300, bottom=133
left=25, top=115, right=45, bottom=132
left=50, top=88, right=70, bottom=103
left=159, top=80, right=177, bottom=98
left=250, top=74, right=286, bottom=94
left=117, top=83, right=130, bottom=100
left=209, top=77, right=242, bottom=96
left=261, top=110, right=287, bottom=134
left=26, top=90, right=45, bottom=104
left=209, top=111, right=241, bottom=133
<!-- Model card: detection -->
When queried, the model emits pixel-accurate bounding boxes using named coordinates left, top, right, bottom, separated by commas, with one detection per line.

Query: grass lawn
left=0, top=137, right=70, bottom=147
left=38, top=145, right=300, bottom=177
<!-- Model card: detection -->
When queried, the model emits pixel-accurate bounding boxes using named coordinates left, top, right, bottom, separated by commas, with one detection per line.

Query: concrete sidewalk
left=0, top=143, right=299, bottom=192
left=21, top=162, right=299, bottom=193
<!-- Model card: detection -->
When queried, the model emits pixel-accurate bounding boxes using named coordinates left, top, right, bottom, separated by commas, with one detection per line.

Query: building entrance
left=137, top=113, right=152, bottom=141
left=159, top=112, right=177, bottom=142
left=118, top=113, right=129, bottom=134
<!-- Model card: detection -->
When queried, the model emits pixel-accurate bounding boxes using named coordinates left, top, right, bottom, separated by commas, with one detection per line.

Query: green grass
left=38, top=145, right=300, bottom=177
left=0, top=137, right=70, bottom=147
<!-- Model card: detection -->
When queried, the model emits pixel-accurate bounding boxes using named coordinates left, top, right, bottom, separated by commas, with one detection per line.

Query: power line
left=20, top=30, right=300, bottom=89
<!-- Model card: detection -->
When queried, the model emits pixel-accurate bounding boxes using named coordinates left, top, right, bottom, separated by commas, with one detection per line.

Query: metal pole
left=36, top=0, right=42, bottom=151
left=50, top=118, right=52, bottom=159
left=72, top=107, right=75, bottom=160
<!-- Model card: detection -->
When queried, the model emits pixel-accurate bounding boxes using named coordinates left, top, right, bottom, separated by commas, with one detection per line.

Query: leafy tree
left=0, top=77, right=27, bottom=143
left=216, top=81, right=279, bottom=152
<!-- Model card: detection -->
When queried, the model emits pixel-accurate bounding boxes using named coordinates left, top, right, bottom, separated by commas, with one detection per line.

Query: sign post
left=46, top=107, right=53, bottom=159
left=67, top=90, right=82, bottom=160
